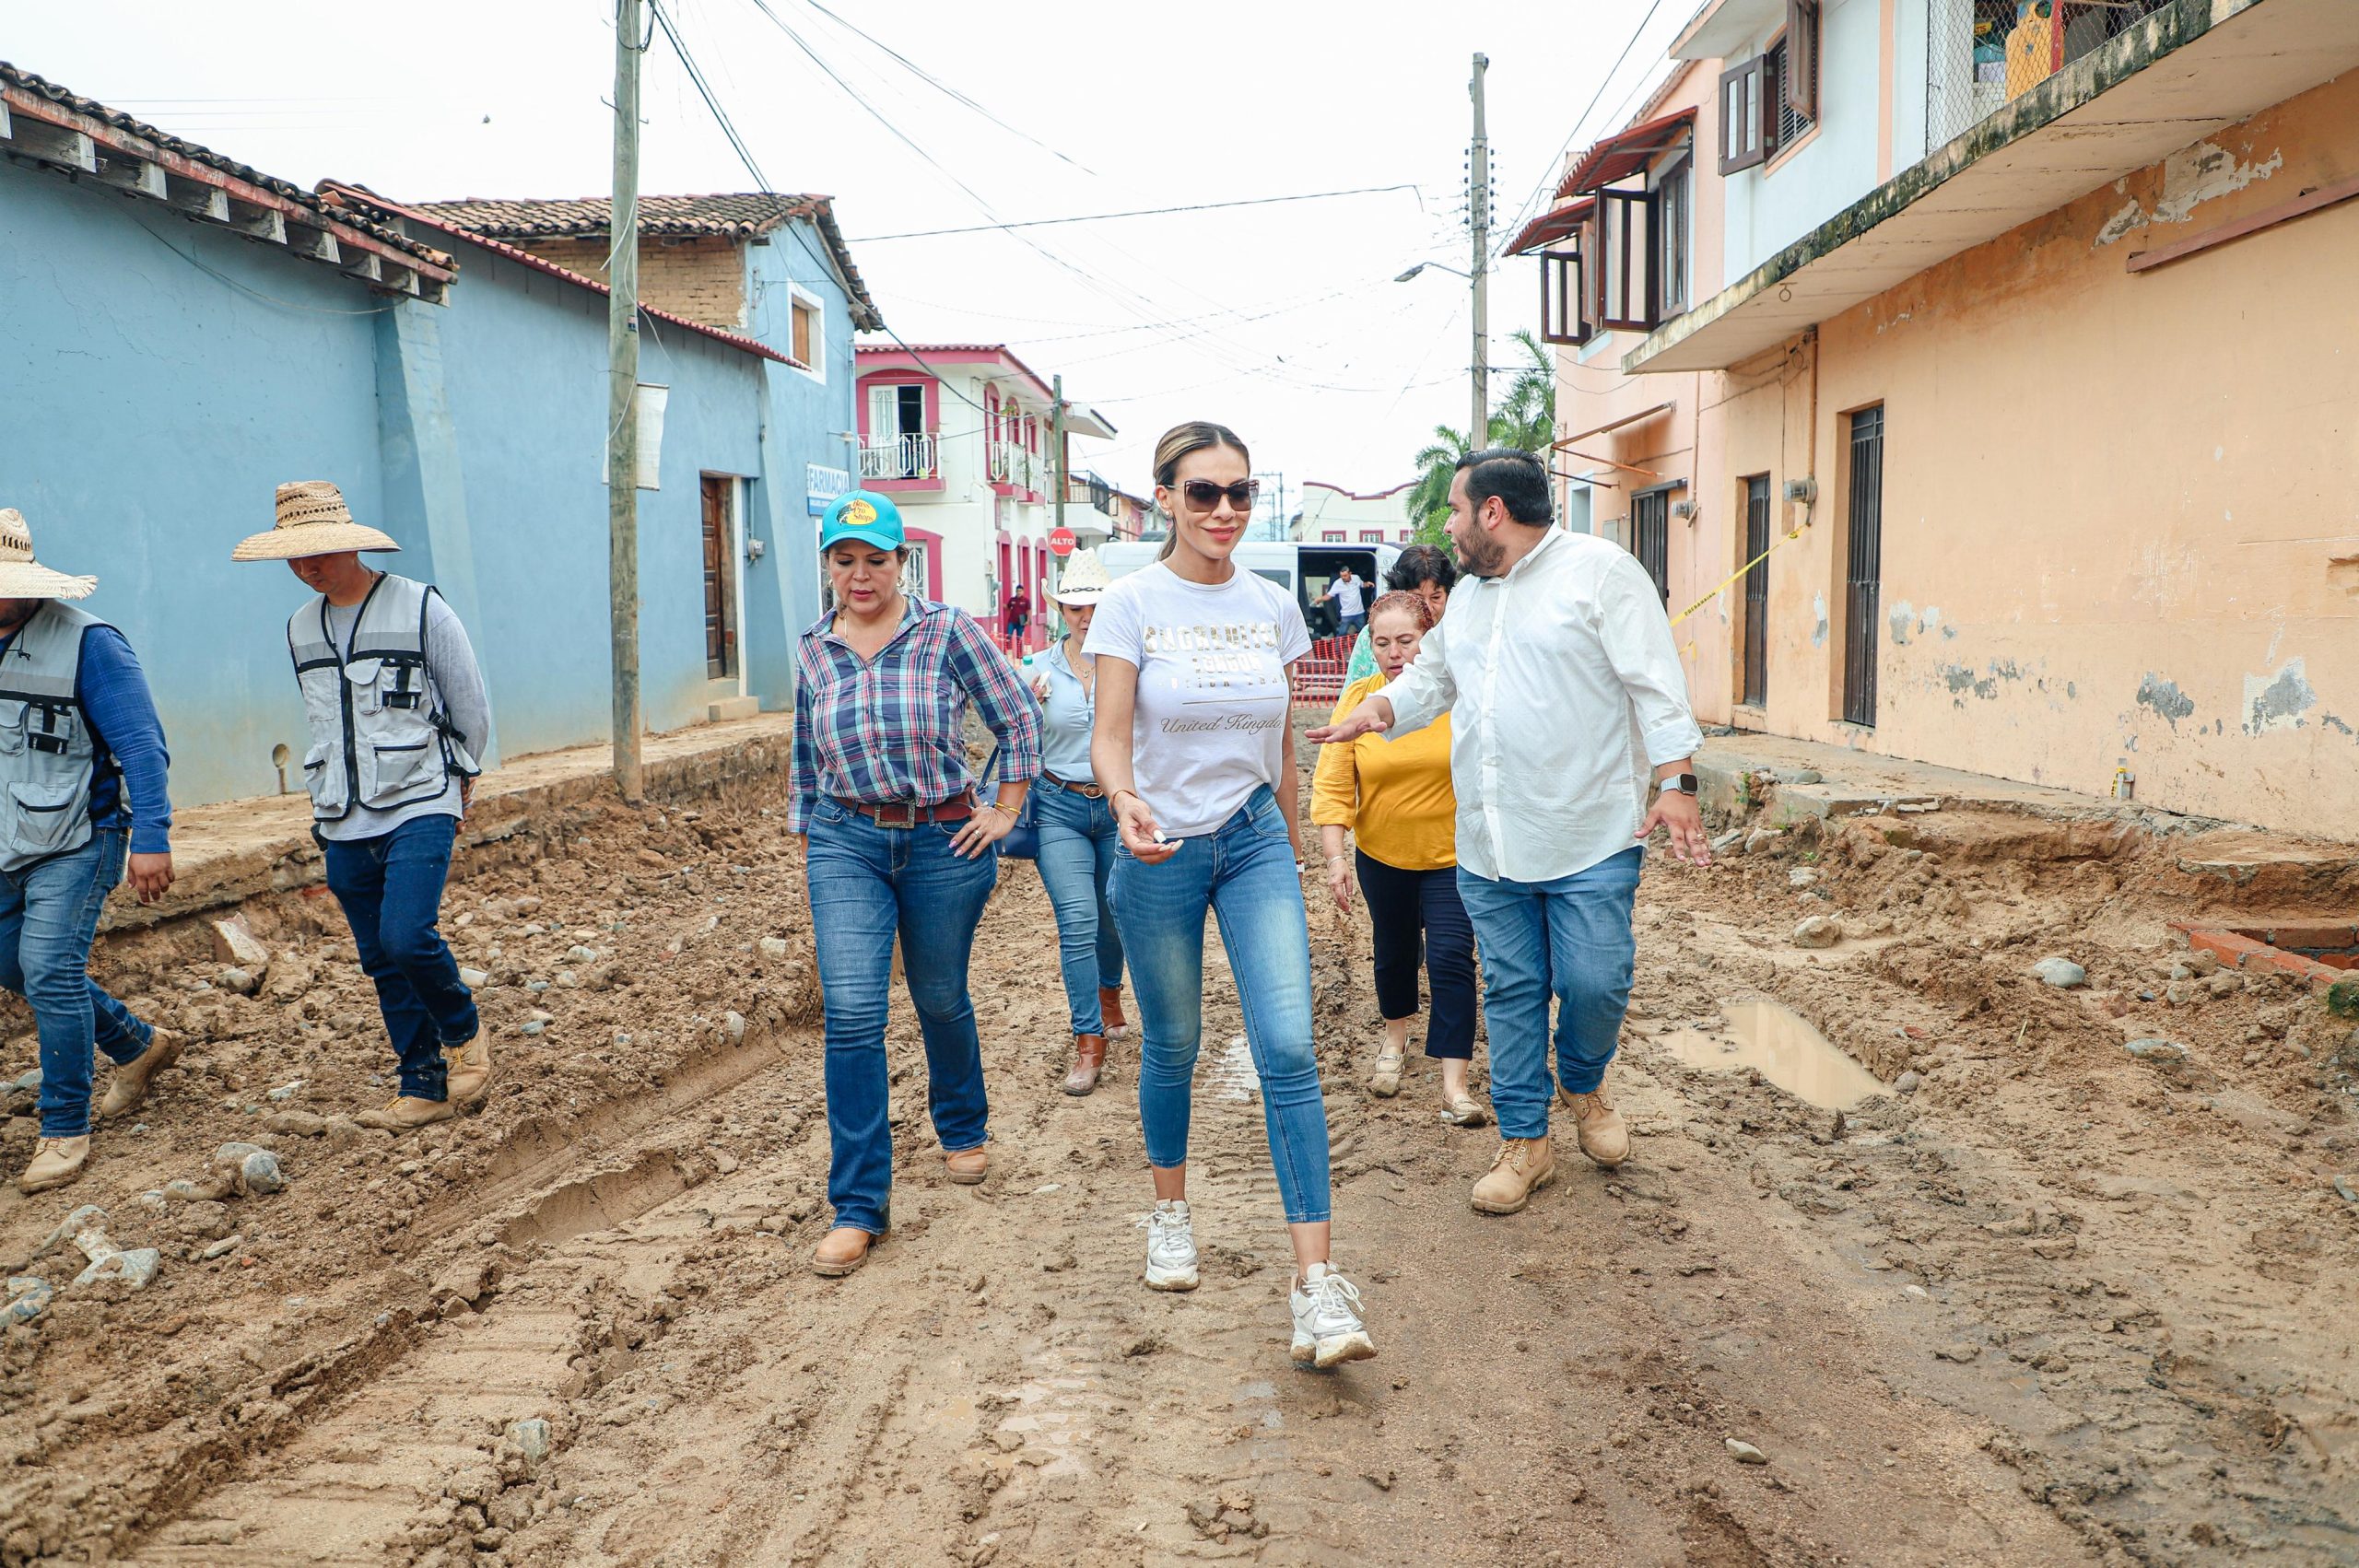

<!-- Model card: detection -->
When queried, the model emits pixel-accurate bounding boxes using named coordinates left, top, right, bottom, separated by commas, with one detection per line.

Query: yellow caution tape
left=1669, top=524, right=1806, bottom=629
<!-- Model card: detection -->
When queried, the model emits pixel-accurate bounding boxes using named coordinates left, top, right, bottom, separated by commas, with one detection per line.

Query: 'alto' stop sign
left=1049, top=527, right=1077, bottom=556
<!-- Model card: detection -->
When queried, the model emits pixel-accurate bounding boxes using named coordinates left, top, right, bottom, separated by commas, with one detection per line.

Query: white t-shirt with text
left=1084, top=561, right=1310, bottom=838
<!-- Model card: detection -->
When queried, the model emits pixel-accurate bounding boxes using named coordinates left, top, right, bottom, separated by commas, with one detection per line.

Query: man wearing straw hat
left=233, top=482, right=493, bottom=1132
left=0, top=509, right=181, bottom=1194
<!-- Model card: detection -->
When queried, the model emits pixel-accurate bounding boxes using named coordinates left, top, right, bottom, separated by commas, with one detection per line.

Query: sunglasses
left=1180, top=479, right=1259, bottom=512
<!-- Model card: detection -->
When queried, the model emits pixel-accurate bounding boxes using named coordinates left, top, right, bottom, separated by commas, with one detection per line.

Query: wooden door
left=700, top=475, right=736, bottom=680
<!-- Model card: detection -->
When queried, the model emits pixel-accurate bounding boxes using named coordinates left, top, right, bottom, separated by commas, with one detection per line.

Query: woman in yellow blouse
left=1310, top=591, right=1485, bottom=1125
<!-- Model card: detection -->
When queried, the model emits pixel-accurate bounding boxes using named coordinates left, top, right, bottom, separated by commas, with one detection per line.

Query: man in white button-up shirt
left=1312, top=449, right=1709, bottom=1216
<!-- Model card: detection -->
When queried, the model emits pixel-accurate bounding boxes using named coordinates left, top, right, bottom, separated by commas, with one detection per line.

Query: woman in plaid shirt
left=792, top=492, right=1041, bottom=1279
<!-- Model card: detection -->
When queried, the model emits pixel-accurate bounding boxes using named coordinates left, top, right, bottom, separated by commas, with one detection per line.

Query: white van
left=1098, top=539, right=1402, bottom=639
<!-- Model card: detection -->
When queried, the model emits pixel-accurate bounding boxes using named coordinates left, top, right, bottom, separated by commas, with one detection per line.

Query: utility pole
left=605, top=0, right=645, bottom=803
left=1469, top=52, right=1491, bottom=449
left=1051, top=372, right=1067, bottom=599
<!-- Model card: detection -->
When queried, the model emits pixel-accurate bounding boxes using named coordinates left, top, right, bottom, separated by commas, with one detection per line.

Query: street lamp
left=1393, top=261, right=1472, bottom=284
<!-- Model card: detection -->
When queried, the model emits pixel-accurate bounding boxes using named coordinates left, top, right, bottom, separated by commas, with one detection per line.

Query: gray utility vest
left=0, top=601, right=111, bottom=873
left=288, top=574, right=473, bottom=822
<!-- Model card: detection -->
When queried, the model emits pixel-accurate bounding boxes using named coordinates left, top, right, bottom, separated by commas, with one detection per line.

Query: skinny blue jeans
left=6, top=828, right=153, bottom=1138
left=320, top=813, right=478, bottom=1103
left=805, top=799, right=1000, bottom=1235
left=1032, top=781, right=1123, bottom=1036
left=1109, top=787, right=1332, bottom=1225
left=1455, top=847, right=1643, bottom=1141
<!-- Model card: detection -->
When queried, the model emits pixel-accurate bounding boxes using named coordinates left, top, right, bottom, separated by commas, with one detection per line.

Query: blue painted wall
left=0, top=158, right=860, bottom=810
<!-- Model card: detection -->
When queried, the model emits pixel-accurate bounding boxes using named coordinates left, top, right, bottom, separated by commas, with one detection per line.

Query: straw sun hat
left=230, top=481, right=402, bottom=562
left=1050, top=547, right=1111, bottom=606
left=0, top=509, right=98, bottom=601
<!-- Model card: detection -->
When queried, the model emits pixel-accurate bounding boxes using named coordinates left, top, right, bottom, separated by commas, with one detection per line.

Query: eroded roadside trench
left=2, top=733, right=2354, bottom=1566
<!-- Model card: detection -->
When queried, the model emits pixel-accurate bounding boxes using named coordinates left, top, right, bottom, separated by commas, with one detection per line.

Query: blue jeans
left=1338, top=613, right=1367, bottom=637
left=320, top=813, right=478, bottom=1102
left=1109, top=787, right=1332, bottom=1225
left=805, top=799, right=1000, bottom=1235
left=1033, top=783, right=1124, bottom=1036
left=1455, top=848, right=1643, bottom=1141
left=5, top=828, right=153, bottom=1138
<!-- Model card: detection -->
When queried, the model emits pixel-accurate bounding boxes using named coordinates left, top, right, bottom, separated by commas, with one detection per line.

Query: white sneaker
left=1143, top=1199, right=1199, bottom=1292
left=1289, top=1262, right=1377, bottom=1369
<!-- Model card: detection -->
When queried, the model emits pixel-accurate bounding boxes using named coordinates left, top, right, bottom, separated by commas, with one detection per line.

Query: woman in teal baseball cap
left=793, top=489, right=1043, bottom=1278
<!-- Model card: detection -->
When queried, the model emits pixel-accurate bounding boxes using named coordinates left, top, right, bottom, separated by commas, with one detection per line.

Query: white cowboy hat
left=0, top=510, right=98, bottom=601
left=230, top=481, right=402, bottom=562
left=1050, top=548, right=1111, bottom=606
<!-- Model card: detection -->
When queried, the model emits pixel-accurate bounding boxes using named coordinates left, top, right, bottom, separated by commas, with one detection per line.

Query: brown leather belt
left=841, top=796, right=975, bottom=827
left=1041, top=771, right=1106, bottom=799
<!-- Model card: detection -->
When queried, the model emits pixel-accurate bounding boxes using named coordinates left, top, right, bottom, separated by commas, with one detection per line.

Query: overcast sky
left=7, top=0, right=1688, bottom=498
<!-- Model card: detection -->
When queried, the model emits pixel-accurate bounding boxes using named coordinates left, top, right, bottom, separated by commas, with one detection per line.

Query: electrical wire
left=851, top=185, right=1422, bottom=242
left=1491, top=0, right=1671, bottom=260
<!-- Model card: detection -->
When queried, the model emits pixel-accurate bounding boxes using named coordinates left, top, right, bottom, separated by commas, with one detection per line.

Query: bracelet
left=1110, top=788, right=1143, bottom=810
left=1326, top=853, right=1349, bottom=864
left=985, top=801, right=1017, bottom=817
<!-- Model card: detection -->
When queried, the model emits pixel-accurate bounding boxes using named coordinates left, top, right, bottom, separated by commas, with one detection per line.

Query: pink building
left=853, top=344, right=1115, bottom=649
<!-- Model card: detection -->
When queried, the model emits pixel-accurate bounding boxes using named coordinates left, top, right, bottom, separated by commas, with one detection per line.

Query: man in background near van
left=1321, top=566, right=1369, bottom=638
left=0, top=509, right=180, bottom=1195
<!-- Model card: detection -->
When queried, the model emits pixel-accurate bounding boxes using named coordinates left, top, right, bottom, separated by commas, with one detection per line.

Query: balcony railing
left=987, top=441, right=1041, bottom=493
left=858, top=431, right=937, bottom=481
left=1925, top=0, right=2172, bottom=152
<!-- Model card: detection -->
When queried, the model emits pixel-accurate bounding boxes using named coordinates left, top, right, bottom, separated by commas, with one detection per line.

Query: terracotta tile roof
left=319, top=183, right=795, bottom=367
left=409, top=192, right=880, bottom=329
left=0, top=60, right=449, bottom=267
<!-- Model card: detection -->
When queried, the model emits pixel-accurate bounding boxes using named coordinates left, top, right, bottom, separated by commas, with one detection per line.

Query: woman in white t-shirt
left=1086, top=421, right=1376, bottom=1371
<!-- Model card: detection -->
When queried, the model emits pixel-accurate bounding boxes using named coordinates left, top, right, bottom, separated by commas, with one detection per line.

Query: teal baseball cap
left=819, top=490, right=905, bottom=551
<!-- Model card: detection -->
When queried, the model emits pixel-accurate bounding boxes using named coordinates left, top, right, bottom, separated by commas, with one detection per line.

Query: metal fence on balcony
left=1925, top=0, right=2172, bottom=153
left=858, top=432, right=937, bottom=481
left=987, top=442, right=1040, bottom=492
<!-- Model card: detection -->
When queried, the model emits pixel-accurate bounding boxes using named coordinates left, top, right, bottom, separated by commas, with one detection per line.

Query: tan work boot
left=945, top=1145, right=988, bottom=1185
left=1557, top=1085, right=1631, bottom=1168
left=811, top=1225, right=885, bottom=1278
left=355, top=1094, right=456, bottom=1131
left=19, top=1135, right=89, bottom=1195
left=1470, top=1136, right=1555, bottom=1215
left=99, top=1027, right=182, bottom=1120
left=1062, top=1034, right=1107, bottom=1097
left=444, top=1036, right=493, bottom=1107
left=1099, top=986, right=1129, bottom=1036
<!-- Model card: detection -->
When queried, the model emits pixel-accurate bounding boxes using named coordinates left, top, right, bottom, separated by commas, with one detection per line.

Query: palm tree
left=1402, top=330, right=1558, bottom=546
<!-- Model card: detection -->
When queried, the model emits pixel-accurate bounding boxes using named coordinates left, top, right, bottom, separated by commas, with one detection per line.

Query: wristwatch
left=1658, top=773, right=1699, bottom=795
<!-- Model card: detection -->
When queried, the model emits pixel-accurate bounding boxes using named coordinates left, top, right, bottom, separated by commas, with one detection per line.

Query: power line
left=851, top=185, right=1423, bottom=242
left=1492, top=0, right=1672, bottom=259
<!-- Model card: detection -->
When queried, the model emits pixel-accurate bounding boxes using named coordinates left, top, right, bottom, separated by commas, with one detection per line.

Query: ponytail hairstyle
left=1367, top=589, right=1437, bottom=633
left=1151, top=420, right=1250, bottom=561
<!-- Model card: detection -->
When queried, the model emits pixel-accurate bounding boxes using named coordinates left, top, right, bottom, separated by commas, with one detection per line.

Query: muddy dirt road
left=2, top=737, right=2354, bottom=1565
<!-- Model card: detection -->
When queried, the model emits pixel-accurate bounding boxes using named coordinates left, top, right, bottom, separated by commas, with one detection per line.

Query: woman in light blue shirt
left=1024, top=549, right=1129, bottom=1096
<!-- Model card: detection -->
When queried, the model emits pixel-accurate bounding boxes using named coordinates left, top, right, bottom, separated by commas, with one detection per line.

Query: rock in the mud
left=74, top=1246, right=161, bottom=1291
left=218, top=966, right=260, bottom=996
left=458, top=967, right=491, bottom=989
left=2333, top=1175, right=2358, bottom=1204
left=445, top=1465, right=501, bottom=1506
left=759, top=936, right=792, bottom=960
left=1788, top=867, right=1817, bottom=889
left=264, top=1080, right=305, bottom=1102
left=266, top=1110, right=329, bottom=1139
left=209, top=916, right=271, bottom=972
left=724, top=1011, right=748, bottom=1042
left=3, top=1275, right=52, bottom=1325
left=1743, top=827, right=1781, bottom=855
left=209, top=1143, right=287, bottom=1196
left=1725, top=1439, right=1769, bottom=1465
left=1893, top=1070, right=1922, bottom=1096
left=434, top=1258, right=492, bottom=1305
left=1933, top=1341, right=1981, bottom=1363
left=1774, top=767, right=1823, bottom=785
left=1710, top=829, right=1744, bottom=855
left=508, top=1416, right=553, bottom=1467
left=2124, top=1037, right=2190, bottom=1064
left=2030, top=956, right=2086, bottom=989
left=1792, top=915, right=1842, bottom=949
left=199, top=1236, right=241, bottom=1261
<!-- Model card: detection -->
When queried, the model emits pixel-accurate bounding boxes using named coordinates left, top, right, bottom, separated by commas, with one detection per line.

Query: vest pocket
left=0, top=700, right=26, bottom=758
left=8, top=779, right=88, bottom=856
left=302, top=742, right=348, bottom=818
left=364, top=739, right=442, bottom=805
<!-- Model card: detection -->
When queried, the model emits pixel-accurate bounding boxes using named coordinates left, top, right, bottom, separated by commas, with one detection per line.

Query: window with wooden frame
left=1653, top=155, right=1692, bottom=317
left=1538, top=248, right=1592, bottom=347
left=1589, top=188, right=1656, bottom=333
left=1719, top=0, right=1820, bottom=173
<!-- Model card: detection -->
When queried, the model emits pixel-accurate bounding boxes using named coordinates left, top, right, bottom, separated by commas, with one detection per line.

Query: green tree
left=1402, top=330, right=1558, bottom=547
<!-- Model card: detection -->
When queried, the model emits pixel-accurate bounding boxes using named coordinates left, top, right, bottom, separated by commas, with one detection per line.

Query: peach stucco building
left=1510, top=0, right=2358, bottom=838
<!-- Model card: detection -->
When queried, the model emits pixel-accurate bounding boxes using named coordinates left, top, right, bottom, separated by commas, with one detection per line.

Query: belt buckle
left=1078, top=782, right=1105, bottom=799
left=872, top=802, right=918, bottom=828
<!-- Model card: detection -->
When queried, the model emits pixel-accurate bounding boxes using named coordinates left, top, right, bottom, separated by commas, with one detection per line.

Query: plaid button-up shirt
left=790, top=597, right=1041, bottom=832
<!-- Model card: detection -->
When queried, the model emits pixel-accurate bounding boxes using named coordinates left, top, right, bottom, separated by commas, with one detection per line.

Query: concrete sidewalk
left=107, top=713, right=793, bottom=931
left=1694, top=730, right=2177, bottom=830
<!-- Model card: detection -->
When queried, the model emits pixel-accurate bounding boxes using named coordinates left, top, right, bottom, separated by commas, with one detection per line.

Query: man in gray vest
left=0, top=510, right=180, bottom=1194
left=233, top=482, right=494, bottom=1131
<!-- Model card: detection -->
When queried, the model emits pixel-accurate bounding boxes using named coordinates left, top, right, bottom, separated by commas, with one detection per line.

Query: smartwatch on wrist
left=1657, top=772, right=1699, bottom=796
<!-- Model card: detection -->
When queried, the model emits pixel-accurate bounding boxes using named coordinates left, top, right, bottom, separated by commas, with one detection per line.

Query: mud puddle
left=1661, top=997, right=1885, bottom=1109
